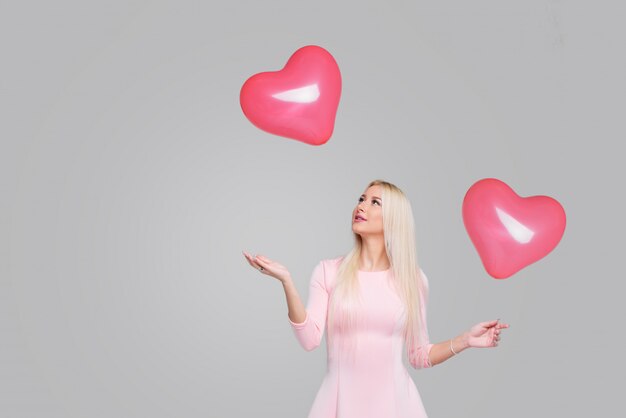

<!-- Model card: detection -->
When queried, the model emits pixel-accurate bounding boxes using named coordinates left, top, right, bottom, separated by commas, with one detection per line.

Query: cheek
left=370, top=213, right=382, bottom=223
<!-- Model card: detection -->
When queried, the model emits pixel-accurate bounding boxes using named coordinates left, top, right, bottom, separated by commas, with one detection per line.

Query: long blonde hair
left=327, top=179, right=428, bottom=364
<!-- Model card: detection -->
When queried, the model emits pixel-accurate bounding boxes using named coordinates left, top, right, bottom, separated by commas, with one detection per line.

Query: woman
left=243, top=179, right=509, bottom=418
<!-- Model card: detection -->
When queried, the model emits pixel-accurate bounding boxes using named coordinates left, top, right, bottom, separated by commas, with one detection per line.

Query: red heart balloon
left=462, top=178, right=566, bottom=279
left=240, top=45, right=342, bottom=145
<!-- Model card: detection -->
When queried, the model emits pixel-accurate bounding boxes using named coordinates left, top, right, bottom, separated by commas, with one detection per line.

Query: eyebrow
left=360, top=194, right=381, bottom=200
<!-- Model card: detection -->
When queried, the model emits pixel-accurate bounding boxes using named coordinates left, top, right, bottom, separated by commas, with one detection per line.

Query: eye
left=358, top=197, right=381, bottom=206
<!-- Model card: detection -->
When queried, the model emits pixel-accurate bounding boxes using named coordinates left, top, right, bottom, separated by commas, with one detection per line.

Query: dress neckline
left=357, top=268, right=391, bottom=274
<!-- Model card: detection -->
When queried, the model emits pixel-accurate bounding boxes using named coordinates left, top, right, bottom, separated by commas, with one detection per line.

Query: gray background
left=2, top=0, right=624, bottom=417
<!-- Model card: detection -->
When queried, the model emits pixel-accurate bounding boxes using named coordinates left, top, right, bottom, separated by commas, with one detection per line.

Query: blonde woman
left=243, top=179, right=509, bottom=418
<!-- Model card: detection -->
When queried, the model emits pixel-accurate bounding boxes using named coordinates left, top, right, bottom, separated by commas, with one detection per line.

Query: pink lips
left=354, top=215, right=367, bottom=222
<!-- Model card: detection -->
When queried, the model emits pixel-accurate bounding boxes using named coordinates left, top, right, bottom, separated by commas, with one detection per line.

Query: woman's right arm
left=243, top=251, right=307, bottom=326
left=243, top=252, right=328, bottom=352
left=283, top=279, right=307, bottom=324
left=285, top=261, right=329, bottom=351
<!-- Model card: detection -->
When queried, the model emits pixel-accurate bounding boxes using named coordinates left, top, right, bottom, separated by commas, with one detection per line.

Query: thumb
left=481, top=319, right=499, bottom=327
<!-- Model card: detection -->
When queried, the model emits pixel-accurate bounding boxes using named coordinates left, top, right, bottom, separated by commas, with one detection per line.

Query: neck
left=359, top=235, right=390, bottom=271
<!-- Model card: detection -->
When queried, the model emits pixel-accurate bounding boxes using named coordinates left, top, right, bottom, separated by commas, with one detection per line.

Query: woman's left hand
left=466, top=319, right=509, bottom=348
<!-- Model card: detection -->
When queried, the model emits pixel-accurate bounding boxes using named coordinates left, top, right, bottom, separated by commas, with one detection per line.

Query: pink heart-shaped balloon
left=240, top=45, right=342, bottom=145
left=462, top=178, right=566, bottom=279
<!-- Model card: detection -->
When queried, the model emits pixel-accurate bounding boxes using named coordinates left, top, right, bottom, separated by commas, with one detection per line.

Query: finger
left=243, top=252, right=262, bottom=269
left=243, top=251, right=254, bottom=260
left=255, top=258, right=271, bottom=271
left=480, top=319, right=499, bottom=327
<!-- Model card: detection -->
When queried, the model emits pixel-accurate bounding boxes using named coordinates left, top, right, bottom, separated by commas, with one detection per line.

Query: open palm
left=242, top=251, right=291, bottom=284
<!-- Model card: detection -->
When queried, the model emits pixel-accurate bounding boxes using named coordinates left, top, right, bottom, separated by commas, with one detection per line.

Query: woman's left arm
left=428, top=320, right=509, bottom=366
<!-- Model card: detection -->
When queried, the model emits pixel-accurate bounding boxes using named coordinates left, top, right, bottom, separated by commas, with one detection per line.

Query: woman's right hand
left=242, top=251, right=291, bottom=284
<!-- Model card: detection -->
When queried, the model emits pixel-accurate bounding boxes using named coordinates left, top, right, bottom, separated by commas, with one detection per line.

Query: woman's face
left=352, top=185, right=384, bottom=236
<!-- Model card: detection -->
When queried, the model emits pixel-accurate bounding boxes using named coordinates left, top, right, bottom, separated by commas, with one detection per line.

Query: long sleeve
left=409, top=268, right=435, bottom=369
left=288, top=260, right=329, bottom=351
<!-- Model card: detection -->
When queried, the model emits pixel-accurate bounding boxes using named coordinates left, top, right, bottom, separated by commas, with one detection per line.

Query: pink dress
left=288, top=256, right=435, bottom=418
